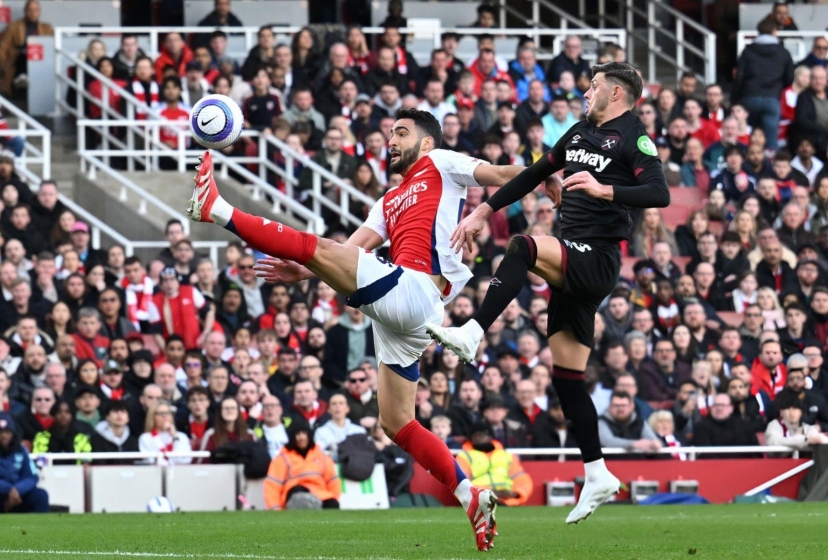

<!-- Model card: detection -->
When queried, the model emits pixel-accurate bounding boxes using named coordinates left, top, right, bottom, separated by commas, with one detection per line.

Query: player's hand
left=545, top=172, right=563, bottom=208
left=562, top=171, right=613, bottom=201
left=450, top=204, right=491, bottom=254
left=254, top=258, right=313, bottom=283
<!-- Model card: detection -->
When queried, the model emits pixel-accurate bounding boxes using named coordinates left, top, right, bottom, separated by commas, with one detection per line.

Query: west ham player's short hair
left=394, top=108, right=443, bottom=147
left=591, top=61, right=643, bottom=107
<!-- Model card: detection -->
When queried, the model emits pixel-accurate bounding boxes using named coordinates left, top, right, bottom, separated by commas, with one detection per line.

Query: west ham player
left=187, top=109, right=526, bottom=551
left=427, top=62, right=670, bottom=523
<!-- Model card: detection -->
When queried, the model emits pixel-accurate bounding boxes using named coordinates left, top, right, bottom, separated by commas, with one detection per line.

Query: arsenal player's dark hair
left=394, top=108, right=442, bottom=148
left=591, top=61, right=643, bottom=106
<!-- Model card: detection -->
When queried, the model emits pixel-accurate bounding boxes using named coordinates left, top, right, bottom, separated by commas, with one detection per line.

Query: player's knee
left=378, top=412, right=412, bottom=439
left=505, top=235, right=538, bottom=267
left=378, top=415, right=398, bottom=439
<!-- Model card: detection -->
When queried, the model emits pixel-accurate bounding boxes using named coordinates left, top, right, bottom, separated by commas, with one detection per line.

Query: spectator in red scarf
left=175, top=386, right=212, bottom=451
left=126, top=56, right=158, bottom=120
left=236, top=380, right=262, bottom=429
left=72, top=307, right=109, bottom=368
left=287, top=380, right=329, bottom=429
left=14, top=386, right=55, bottom=445
left=99, top=359, right=134, bottom=410
left=138, top=400, right=192, bottom=465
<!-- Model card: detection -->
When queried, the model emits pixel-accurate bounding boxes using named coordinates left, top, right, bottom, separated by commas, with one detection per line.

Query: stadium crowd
left=4, top=0, right=828, bottom=512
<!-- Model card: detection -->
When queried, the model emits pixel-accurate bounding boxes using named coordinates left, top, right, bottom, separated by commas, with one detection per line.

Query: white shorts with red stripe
left=346, top=252, right=444, bottom=380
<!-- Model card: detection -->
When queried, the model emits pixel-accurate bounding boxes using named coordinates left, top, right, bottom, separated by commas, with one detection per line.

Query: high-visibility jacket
left=32, top=429, right=92, bottom=465
left=455, top=441, right=533, bottom=506
left=263, top=445, right=340, bottom=510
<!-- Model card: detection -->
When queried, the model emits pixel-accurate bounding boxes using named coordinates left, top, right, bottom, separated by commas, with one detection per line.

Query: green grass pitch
left=0, top=503, right=825, bottom=559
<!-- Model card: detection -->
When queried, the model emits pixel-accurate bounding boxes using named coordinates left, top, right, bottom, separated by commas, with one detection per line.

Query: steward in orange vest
left=263, top=417, right=341, bottom=510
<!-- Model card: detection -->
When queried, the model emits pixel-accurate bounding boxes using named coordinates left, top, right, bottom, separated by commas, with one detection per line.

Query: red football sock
left=226, top=209, right=317, bottom=265
left=393, top=419, right=467, bottom=492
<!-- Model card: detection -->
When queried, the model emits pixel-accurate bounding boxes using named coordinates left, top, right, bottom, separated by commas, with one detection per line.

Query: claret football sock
left=393, top=419, right=469, bottom=501
left=225, top=208, right=317, bottom=265
left=473, top=235, right=537, bottom=331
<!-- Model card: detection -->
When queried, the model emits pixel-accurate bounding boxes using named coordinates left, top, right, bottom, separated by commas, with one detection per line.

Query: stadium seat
left=669, top=187, right=706, bottom=208
left=620, top=256, right=636, bottom=280
left=718, top=311, right=744, bottom=327
left=708, top=221, right=724, bottom=238
left=674, top=256, right=691, bottom=272
left=661, top=206, right=692, bottom=229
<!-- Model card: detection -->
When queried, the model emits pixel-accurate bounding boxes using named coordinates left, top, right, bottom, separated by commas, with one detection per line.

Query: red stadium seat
left=718, top=311, right=744, bottom=327
left=674, top=256, right=691, bottom=272
left=661, top=205, right=692, bottom=229
left=669, top=187, right=706, bottom=208
left=708, top=221, right=724, bottom=238
left=648, top=400, right=674, bottom=411
left=620, top=256, right=637, bottom=280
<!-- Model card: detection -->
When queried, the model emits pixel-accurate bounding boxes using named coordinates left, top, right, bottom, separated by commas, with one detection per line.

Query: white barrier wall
left=184, top=1, right=308, bottom=27
left=38, top=463, right=390, bottom=513
left=740, top=4, right=828, bottom=32
left=87, top=466, right=164, bottom=513
left=165, top=464, right=238, bottom=512
left=38, top=465, right=85, bottom=513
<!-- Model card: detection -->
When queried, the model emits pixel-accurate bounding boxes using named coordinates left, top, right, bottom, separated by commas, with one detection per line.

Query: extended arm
left=484, top=155, right=560, bottom=212
left=472, top=164, right=527, bottom=189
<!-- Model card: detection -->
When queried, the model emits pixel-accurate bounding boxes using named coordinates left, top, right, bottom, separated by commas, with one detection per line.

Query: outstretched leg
left=426, top=234, right=562, bottom=362
left=427, top=236, right=619, bottom=523
left=377, top=363, right=496, bottom=551
left=188, top=151, right=359, bottom=295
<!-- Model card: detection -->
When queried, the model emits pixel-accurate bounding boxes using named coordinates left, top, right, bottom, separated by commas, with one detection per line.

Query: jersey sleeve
left=430, top=149, right=486, bottom=188
left=363, top=198, right=389, bottom=241
left=611, top=133, right=670, bottom=208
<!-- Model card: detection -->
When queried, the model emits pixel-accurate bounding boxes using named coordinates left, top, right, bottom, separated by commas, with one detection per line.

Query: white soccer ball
left=146, top=496, right=175, bottom=513
left=189, top=94, right=244, bottom=150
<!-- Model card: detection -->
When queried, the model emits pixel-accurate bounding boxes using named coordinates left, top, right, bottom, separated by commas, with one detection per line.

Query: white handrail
left=0, top=95, right=51, bottom=182
left=737, top=30, right=827, bottom=61
left=34, top=445, right=804, bottom=465
left=76, top=119, right=326, bottom=234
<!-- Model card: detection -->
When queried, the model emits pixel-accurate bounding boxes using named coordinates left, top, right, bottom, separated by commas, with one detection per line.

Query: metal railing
left=36, top=445, right=804, bottom=465
left=737, top=30, right=826, bottom=63
left=0, top=95, right=51, bottom=184
left=57, top=47, right=372, bottom=234
left=567, top=0, right=716, bottom=85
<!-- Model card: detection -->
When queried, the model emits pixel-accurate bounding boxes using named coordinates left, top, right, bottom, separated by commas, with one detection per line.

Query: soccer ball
left=189, top=94, right=244, bottom=150
left=146, top=496, right=175, bottom=513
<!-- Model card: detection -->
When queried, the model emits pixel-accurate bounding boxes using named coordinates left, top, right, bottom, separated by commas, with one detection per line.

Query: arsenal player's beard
left=389, top=142, right=421, bottom=174
left=586, top=94, right=609, bottom=124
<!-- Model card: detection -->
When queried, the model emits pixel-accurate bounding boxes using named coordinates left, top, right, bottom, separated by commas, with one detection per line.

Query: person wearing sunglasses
left=343, top=368, right=378, bottom=425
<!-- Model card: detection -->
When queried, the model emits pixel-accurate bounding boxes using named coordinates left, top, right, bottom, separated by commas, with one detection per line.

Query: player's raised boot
left=566, top=469, right=620, bottom=524
left=187, top=151, right=233, bottom=227
left=466, top=486, right=497, bottom=551
left=425, top=320, right=484, bottom=363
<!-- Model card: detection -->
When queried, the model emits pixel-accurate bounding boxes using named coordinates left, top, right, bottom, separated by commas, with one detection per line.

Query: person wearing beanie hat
left=481, top=393, right=529, bottom=448
left=0, top=412, right=50, bottom=512
left=263, top=416, right=341, bottom=510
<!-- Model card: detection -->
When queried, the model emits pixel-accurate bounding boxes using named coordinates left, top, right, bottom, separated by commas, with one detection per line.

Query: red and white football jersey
left=364, top=149, right=486, bottom=302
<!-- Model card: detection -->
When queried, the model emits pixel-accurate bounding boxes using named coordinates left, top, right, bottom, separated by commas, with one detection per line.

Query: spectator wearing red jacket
left=751, top=339, right=787, bottom=398
left=72, top=307, right=110, bottom=368
left=469, top=49, right=515, bottom=98
left=683, top=97, right=720, bottom=148
left=154, top=32, right=193, bottom=82
left=152, top=268, right=208, bottom=350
